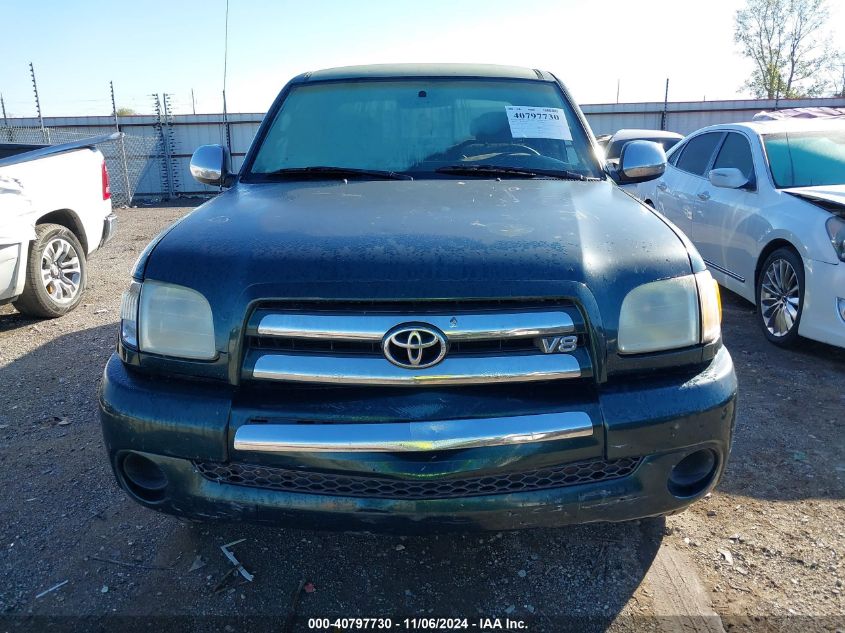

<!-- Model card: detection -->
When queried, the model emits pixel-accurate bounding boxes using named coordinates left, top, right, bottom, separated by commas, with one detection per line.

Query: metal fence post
left=29, top=62, right=48, bottom=143
left=162, top=94, right=180, bottom=196
left=110, top=81, right=133, bottom=205
left=152, top=94, right=173, bottom=199
left=0, top=93, right=11, bottom=142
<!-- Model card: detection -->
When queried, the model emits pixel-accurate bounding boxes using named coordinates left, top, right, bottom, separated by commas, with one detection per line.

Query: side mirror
left=618, top=140, right=666, bottom=183
left=190, top=144, right=233, bottom=187
left=709, top=167, right=749, bottom=189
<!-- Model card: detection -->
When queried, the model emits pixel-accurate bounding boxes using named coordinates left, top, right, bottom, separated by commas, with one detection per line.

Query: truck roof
left=302, top=63, right=553, bottom=82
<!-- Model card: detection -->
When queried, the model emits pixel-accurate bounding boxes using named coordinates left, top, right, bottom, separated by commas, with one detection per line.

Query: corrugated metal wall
left=582, top=96, right=845, bottom=135
left=6, top=96, right=844, bottom=198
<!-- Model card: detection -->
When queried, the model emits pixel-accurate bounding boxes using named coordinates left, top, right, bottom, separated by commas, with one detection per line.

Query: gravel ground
left=0, top=204, right=843, bottom=632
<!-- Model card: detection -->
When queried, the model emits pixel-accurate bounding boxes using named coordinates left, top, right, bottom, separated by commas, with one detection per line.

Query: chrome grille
left=194, top=457, right=641, bottom=500
left=246, top=335, right=556, bottom=355
left=242, top=301, right=591, bottom=387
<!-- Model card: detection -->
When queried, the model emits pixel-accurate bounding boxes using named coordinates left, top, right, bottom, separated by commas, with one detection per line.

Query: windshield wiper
left=435, top=164, right=594, bottom=181
left=264, top=166, right=413, bottom=181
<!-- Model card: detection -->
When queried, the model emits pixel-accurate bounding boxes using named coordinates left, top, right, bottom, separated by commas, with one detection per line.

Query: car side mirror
left=618, top=140, right=666, bottom=183
left=708, top=167, right=748, bottom=189
left=190, top=144, right=233, bottom=187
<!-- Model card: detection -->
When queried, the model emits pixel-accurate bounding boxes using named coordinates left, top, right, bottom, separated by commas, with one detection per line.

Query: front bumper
left=799, top=258, right=845, bottom=349
left=99, top=347, right=736, bottom=532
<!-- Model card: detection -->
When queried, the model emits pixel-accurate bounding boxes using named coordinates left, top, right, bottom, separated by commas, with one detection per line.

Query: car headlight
left=120, top=281, right=142, bottom=348
left=618, top=271, right=721, bottom=354
left=119, top=279, right=216, bottom=360
left=826, top=216, right=845, bottom=262
left=696, top=271, right=722, bottom=344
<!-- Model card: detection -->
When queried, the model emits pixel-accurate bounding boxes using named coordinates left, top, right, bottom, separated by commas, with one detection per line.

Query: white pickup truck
left=0, top=134, right=117, bottom=317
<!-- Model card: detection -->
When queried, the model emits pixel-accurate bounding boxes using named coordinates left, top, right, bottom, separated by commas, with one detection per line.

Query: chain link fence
left=0, top=125, right=158, bottom=206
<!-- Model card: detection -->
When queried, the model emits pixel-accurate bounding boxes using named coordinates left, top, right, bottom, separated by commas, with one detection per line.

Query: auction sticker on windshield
left=505, top=106, right=572, bottom=140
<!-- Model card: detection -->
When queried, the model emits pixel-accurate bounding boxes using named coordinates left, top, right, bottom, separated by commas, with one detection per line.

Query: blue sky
left=0, top=0, right=841, bottom=117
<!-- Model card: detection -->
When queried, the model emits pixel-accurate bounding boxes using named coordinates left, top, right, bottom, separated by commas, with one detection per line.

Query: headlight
left=119, top=281, right=141, bottom=348
left=120, top=279, right=216, bottom=360
left=826, top=216, right=845, bottom=262
left=618, top=271, right=721, bottom=354
left=696, top=270, right=721, bottom=345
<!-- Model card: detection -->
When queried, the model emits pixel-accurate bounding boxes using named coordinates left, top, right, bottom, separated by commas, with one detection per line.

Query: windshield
left=247, top=79, right=601, bottom=179
left=605, top=137, right=680, bottom=161
left=763, top=130, right=845, bottom=188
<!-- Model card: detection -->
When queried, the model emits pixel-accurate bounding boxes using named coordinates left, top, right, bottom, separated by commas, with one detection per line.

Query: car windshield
left=247, top=79, right=601, bottom=179
left=763, top=129, right=845, bottom=188
left=605, top=137, right=680, bottom=160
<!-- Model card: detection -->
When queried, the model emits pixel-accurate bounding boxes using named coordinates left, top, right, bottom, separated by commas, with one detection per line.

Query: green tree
left=114, top=107, right=136, bottom=116
left=735, top=0, right=838, bottom=99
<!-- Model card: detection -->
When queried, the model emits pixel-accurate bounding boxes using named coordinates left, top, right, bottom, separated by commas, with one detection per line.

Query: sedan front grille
left=194, top=457, right=641, bottom=500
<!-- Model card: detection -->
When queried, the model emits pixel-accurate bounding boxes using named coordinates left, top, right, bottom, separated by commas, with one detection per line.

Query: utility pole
left=191, top=88, right=196, bottom=115
left=29, top=62, right=48, bottom=142
left=110, top=80, right=132, bottom=206
left=660, top=78, right=669, bottom=131
left=616, top=79, right=620, bottom=104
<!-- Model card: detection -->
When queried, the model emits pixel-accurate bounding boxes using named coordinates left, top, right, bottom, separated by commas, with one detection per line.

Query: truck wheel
left=13, top=223, right=87, bottom=318
left=756, top=247, right=804, bottom=348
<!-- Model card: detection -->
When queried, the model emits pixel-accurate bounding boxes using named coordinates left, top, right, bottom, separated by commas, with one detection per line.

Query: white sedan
left=638, top=119, right=845, bottom=348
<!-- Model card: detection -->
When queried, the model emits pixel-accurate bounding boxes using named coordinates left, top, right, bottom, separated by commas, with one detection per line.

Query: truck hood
left=144, top=179, right=693, bottom=333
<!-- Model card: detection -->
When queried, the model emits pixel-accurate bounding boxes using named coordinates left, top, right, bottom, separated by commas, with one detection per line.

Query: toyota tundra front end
left=99, top=64, right=736, bottom=532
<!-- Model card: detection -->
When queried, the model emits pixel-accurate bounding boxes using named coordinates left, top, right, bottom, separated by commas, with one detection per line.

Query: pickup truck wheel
left=13, top=223, right=87, bottom=318
left=756, top=247, right=804, bottom=347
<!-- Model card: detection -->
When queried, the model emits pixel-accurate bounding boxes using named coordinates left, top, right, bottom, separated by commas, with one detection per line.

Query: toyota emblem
left=382, top=324, right=448, bottom=369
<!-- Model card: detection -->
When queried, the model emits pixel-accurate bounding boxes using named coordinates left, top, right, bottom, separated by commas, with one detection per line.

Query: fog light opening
left=668, top=449, right=718, bottom=498
left=837, top=297, right=845, bottom=322
left=119, top=452, right=168, bottom=503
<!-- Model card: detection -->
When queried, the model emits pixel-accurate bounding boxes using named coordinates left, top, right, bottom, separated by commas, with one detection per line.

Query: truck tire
left=756, top=247, right=804, bottom=348
left=13, top=223, right=88, bottom=318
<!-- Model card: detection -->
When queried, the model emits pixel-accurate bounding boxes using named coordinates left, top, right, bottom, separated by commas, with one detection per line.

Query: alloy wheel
left=40, top=237, right=82, bottom=304
left=759, top=257, right=801, bottom=337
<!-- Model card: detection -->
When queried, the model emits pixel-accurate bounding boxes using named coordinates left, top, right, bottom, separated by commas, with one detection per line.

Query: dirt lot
left=0, top=204, right=843, bottom=632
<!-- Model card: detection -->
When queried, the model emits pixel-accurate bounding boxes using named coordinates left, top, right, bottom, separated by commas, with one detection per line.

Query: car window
left=713, top=132, right=755, bottom=181
left=667, top=142, right=684, bottom=166
left=763, top=130, right=845, bottom=188
left=658, top=138, right=681, bottom=153
left=675, top=132, right=722, bottom=177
